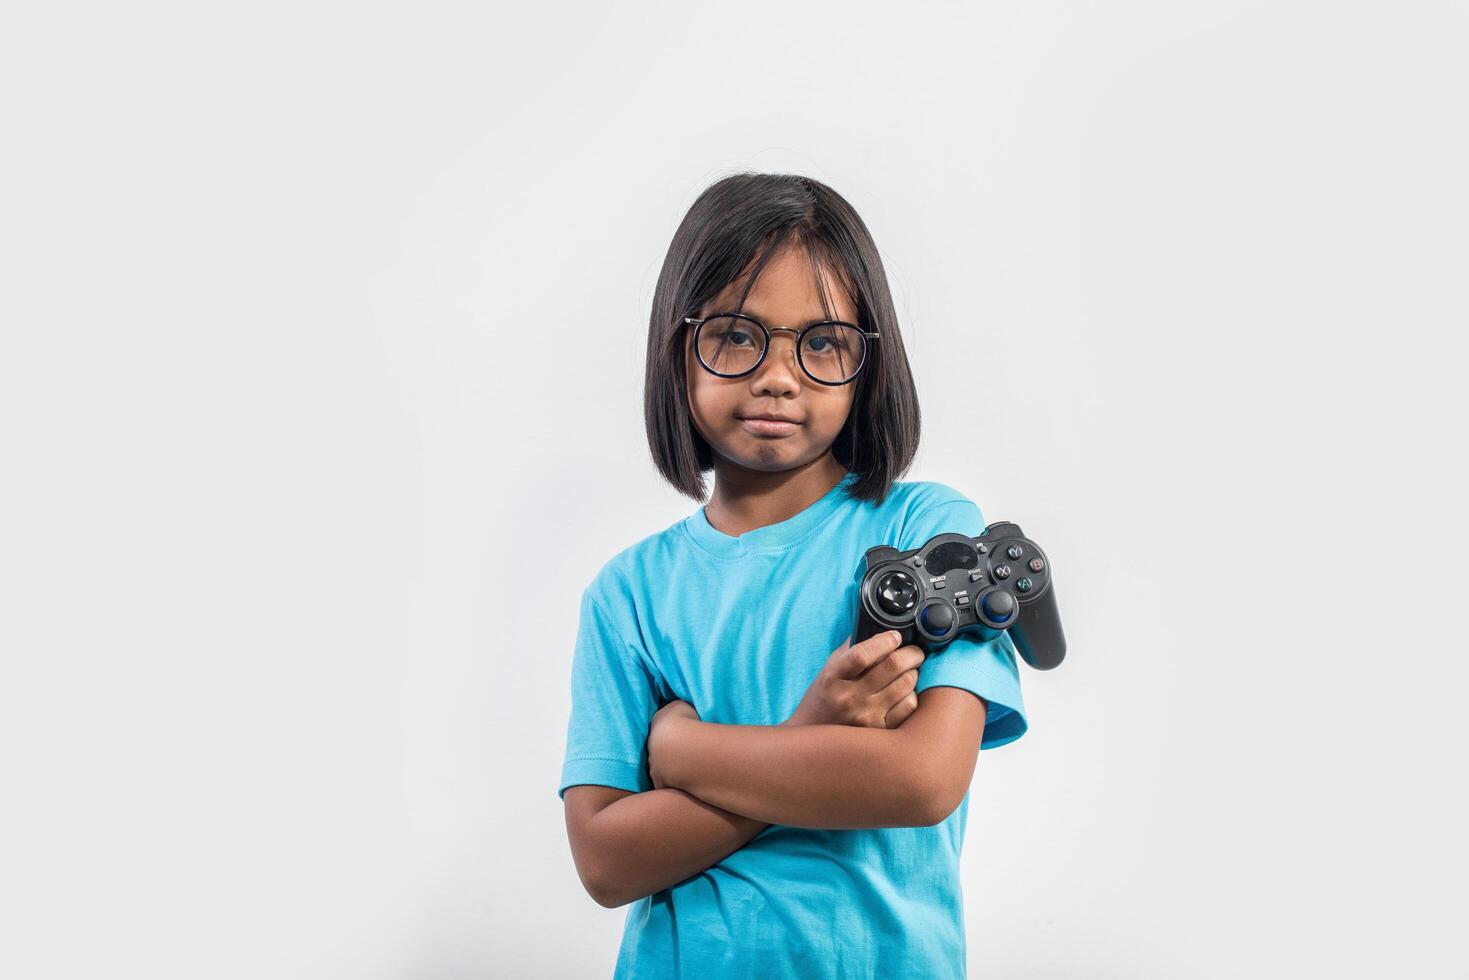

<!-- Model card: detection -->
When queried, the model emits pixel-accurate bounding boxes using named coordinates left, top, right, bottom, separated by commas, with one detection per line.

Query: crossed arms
left=563, top=682, right=987, bottom=908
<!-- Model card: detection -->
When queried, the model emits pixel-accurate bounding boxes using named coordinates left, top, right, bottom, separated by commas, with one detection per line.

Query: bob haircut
left=644, top=172, right=922, bottom=507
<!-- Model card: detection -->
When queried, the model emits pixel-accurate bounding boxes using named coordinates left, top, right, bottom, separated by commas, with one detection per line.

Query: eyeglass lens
left=696, top=316, right=866, bottom=384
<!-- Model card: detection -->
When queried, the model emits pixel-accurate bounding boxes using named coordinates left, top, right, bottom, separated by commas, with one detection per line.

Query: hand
left=647, top=699, right=700, bottom=790
left=783, top=630, right=926, bottom=729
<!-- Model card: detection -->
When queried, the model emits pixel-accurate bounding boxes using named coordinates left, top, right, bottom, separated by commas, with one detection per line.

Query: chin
left=719, top=440, right=813, bottom=471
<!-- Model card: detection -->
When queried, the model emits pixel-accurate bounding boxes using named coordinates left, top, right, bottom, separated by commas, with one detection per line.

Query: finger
left=838, top=630, right=904, bottom=679
left=858, top=643, right=926, bottom=690
left=877, top=666, right=921, bottom=711
left=885, top=690, right=921, bottom=728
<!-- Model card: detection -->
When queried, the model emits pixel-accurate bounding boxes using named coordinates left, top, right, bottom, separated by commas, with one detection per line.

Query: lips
left=738, top=416, right=801, bottom=436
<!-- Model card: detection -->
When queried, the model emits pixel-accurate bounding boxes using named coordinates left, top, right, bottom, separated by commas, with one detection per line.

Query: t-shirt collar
left=685, top=471, right=858, bottom=558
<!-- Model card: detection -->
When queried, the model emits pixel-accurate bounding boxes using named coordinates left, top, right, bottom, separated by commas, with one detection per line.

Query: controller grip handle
left=1010, top=585, right=1066, bottom=670
left=853, top=604, right=911, bottom=647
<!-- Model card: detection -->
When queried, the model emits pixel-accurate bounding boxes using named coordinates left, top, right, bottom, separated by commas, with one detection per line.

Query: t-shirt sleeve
left=900, top=495, right=1030, bottom=750
left=558, top=586, right=662, bottom=799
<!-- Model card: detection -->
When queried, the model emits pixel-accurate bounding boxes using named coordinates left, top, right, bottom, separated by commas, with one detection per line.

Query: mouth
left=738, top=415, right=802, bottom=437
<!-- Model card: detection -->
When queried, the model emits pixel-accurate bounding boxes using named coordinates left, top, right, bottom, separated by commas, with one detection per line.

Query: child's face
left=685, top=244, right=859, bottom=475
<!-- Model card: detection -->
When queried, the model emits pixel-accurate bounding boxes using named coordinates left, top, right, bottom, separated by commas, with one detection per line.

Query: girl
left=559, top=173, right=1028, bottom=979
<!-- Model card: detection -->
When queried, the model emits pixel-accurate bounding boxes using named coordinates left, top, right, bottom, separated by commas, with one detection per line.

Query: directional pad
left=875, top=570, right=919, bottom=616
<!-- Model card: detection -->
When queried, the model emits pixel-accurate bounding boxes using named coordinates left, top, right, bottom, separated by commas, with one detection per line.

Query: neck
left=703, top=453, right=848, bottom=538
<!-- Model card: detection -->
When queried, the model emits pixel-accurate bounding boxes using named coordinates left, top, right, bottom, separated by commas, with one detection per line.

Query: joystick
left=853, top=521, right=1067, bottom=670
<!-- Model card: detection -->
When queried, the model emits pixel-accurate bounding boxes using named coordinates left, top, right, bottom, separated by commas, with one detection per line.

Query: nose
left=749, top=331, right=802, bottom=396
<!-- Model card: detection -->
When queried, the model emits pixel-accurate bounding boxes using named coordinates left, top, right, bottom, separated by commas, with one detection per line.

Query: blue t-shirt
left=559, top=470, right=1028, bottom=979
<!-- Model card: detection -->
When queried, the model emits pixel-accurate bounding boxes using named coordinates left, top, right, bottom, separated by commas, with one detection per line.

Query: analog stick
left=981, top=590, right=1016, bottom=624
left=875, top=570, right=918, bottom=617
left=919, top=603, right=956, bottom=637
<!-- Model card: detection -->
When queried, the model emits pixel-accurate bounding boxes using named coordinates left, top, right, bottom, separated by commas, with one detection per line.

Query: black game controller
left=853, top=521, right=1066, bottom=670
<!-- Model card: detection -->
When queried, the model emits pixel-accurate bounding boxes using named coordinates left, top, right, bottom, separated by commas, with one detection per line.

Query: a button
left=911, top=556, right=924, bottom=566
left=933, top=579, right=946, bottom=590
left=1029, top=557, right=1045, bottom=572
left=969, top=570, right=986, bottom=582
left=1007, top=544, right=1023, bottom=560
left=956, top=595, right=970, bottom=605
left=976, top=543, right=989, bottom=555
left=1016, top=577, right=1033, bottom=593
left=994, top=564, right=1011, bottom=580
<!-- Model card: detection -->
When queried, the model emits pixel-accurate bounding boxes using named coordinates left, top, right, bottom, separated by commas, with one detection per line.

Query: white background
left=3, top=1, right=1465, bottom=977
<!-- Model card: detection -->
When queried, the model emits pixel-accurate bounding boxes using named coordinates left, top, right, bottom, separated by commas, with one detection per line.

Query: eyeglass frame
left=682, top=313, right=881, bottom=387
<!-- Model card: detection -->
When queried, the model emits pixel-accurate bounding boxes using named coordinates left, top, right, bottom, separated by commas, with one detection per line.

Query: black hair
left=643, top=172, right=922, bottom=507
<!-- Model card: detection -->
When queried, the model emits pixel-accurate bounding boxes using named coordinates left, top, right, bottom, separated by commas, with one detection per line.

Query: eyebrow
left=717, top=308, right=854, bottom=326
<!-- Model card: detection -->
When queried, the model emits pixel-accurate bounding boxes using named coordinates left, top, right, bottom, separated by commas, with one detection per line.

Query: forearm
left=658, top=719, right=934, bottom=829
left=579, top=787, right=770, bottom=908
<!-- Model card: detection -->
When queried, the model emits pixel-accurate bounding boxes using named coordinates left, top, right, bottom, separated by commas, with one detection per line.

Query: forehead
left=708, top=244, right=858, bottom=323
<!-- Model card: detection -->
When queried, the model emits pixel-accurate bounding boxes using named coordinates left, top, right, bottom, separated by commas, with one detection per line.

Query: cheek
left=684, top=359, right=731, bottom=427
left=813, top=391, right=856, bottom=430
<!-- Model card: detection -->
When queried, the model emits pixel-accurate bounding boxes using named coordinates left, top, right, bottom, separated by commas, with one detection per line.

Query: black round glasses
left=683, top=313, right=880, bottom=387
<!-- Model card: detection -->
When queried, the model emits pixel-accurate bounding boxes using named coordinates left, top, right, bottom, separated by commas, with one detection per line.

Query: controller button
left=1029, top=557, right=1045, bottom=572
left=919, top=603, right=956, bottom=636
left=911, top=556, right=924, bottom=566
left=875, top=571, right=919, bottom=616
left=1016, top=577, right=1033, bottom=593
left=968, top=570, right=985, bottom=582
left=956, top=595, right=970, bottom=606
left=933, top=579, right=946, bottom=590
left=981, top=590, right=1016, bottom=624
left=1007, top=544, right=1023, bottom=560
left=994, top=564, right=1011, bottom=580
left=976, top=543, right=989, bottom=555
